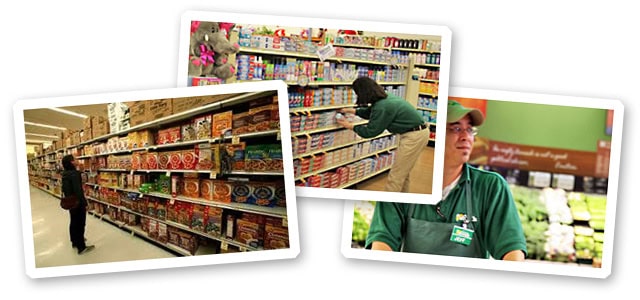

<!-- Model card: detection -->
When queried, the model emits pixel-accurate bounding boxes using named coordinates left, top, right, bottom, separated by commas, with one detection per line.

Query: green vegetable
left=352, top=209, right=370, bottom=243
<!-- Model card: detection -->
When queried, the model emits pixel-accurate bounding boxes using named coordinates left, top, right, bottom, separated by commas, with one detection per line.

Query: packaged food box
left=232, top=112, right=250, bottom=135
left=264, top=223, right=289, bottom=250
left=204, top=206, right=223, bottom=236
left=168, top=151, right=183, bottom=170
left=225, top=142, right=246, bottom=171
left=199, top=179, right=214, bottom=201
left=148, top=219, right=158, bottom=239
left=212, top=111, right=233, bottom=138
left=245, top=145, right=269, bottom=172
left=182, top=178, right=200, bottom=198
left=235, top=218, right=264, bottom=248
left=194, top=114, right=212, bottom=140
left=231, top=180, right=253, bottom=204
left=181, top=149, right=198, bottom=170
left=182, top=122, right=197, bottom=142
left=158, top=223, right=168, bottom=243
left=213, top=180, right=232, bottom=203
left=190, top=204, right=205, bottom=232
left=248, top=182, right=276, bottom=207
left=158, top=152, right=171, bottom=170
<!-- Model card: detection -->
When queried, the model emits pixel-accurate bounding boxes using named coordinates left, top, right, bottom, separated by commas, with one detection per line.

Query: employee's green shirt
left=354, top=94, right=425, bottom=138
left=365, top=163, right=528, bottom=259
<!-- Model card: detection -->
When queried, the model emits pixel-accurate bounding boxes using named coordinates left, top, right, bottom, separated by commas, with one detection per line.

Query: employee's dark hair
left=62, top=154, right=75, bottom=171
left=352, top=77, right=388, bottom=107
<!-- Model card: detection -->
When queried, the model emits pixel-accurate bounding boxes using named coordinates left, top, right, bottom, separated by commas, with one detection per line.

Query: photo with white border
left=176, top=11, right=452, bottom=204
left=342, top=86, right=623, bottom=279
left=14, top=81, right=299, bottom=278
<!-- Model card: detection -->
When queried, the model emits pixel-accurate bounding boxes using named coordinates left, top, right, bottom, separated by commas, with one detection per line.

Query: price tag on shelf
left=277, top=131, right=281, bottom=141
left=169, top=198, right=175, bottom=205
left=221, top=242, right=228, bottom=251
left=232, top=135, right=240, bottom=144
left=282, top=217, right=288, bottom=227
left=166, top=171, right=171, bottom=177
left=138, top=193, right=144, bottom=198
left=130, top=170, right=134, bottom=176
left=210, top=172, right=217, bottom=179
left=131, top=230, right=135, bottom=237
left=239, top=246, right=247, bottom=252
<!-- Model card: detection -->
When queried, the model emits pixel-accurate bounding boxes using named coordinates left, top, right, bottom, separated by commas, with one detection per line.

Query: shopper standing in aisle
left=364, top=101, right=527, bottom=260
left=336, top=76, right=430, bottom=193
left=61, top=155, right=95, bottom=255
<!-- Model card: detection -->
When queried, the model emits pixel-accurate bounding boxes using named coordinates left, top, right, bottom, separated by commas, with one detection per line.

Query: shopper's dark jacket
left=61, top=162, right=87, bottom=207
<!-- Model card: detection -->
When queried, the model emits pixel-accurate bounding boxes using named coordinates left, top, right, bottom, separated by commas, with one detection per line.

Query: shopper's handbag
left=60, top=193, right=79, bottom=210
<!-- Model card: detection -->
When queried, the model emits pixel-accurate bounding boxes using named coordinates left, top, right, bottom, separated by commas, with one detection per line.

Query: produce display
left=350, top=184, right=607, bottom=267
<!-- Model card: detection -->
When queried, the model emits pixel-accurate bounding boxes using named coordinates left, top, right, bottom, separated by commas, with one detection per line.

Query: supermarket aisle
left=356, top=146, right=434, bottom=194
left=30, top=186, right=176, bottom=268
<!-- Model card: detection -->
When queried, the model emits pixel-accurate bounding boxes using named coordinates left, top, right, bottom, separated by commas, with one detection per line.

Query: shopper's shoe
left=77, top=245, right=95, bottom=255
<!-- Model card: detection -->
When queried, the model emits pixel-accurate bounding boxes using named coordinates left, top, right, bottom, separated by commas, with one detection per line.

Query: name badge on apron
left=450, top=225, right=474, bottom=246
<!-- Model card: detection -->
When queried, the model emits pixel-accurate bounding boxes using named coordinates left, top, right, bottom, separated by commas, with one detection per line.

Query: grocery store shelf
left=227, top=170, right=285, bottom=176
left=417, top=107, right=436, bottom=111
left=239, top=80, right=404, bottom=87
left=333, top=43, right=441, bottom=54
left=79, top=90, right=276, bottom=146
left=148, top=192, right=287, bottom=218
left=338, top=165, right=392, bottom=189
left=293, top=132, right=393, bottom=159
left=165, top=220, right=260, bottom=252
left=290, top=104, right=355, bottom=114
left=419, top=78, right=439, bottom=83
left=87, top=210, right=192, bottom=256
left=238, top=47, right=407, bottom=67
left=414, top=63, right=440, bottom=68
left=292, top=120, right=368, bottom=137
left=32, top=184, right=61, bottom=199
left=78, top=130, right=280, bottom=159
left=296, top=144, right=398, bottom=181
left=86, top=185, right=287, bottom=218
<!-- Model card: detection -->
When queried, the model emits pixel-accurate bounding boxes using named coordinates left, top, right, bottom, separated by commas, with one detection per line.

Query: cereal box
left=181, top=122, right=197, bottom=142
left=248, top=182, right=276, bottom=207
left=213, top=180, right=232, bottom=203
left=197, top=179, right=212, bottom=201
left=212, top=110, right=233, bottom=138
left=232, top=112, right=250, bottom=135
left=190, top=204, right=205, bottom=232
left=167, top=151, right=183, bottom=170
left=231, top=180, right=252, bottom=204
left=194, top=114, right=212, bottom=140
left=204, top=206, right=223, bottom=236
left=181, top=149, right=198, bottom=170
left=264, top=223, right=289, bottom=250
left=182, top=178, right=200, bottom=198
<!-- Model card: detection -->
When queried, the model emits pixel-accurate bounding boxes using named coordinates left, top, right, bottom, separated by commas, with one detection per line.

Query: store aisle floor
left=29, top=186, right=176, bottom=268
left=356, top=146, right=435, bottom=194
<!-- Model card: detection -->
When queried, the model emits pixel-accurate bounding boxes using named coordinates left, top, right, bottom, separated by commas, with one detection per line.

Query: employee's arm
left=502, top=250, right=525, bottom=261
left=371, top=241, right=393, bottom=251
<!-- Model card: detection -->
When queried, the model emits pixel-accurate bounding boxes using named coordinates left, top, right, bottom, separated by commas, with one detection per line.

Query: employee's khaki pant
left=385, top=128, right=431, bottom=193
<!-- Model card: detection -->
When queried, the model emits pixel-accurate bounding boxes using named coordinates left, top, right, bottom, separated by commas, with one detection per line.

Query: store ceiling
left=23, top=104, right=108, bottom=144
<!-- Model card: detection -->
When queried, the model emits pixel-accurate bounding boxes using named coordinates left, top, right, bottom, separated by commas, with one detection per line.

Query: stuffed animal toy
left=188, top=21, right=240, bottom=80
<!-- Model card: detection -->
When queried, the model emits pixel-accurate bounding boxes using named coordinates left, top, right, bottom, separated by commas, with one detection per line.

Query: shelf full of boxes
left=27, top=91, right=291, bottom=256
left=206, top=25, right=441, bottom=188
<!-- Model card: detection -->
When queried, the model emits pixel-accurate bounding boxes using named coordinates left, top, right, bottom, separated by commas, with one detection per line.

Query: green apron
left=400, top=179, right=488, bottom=258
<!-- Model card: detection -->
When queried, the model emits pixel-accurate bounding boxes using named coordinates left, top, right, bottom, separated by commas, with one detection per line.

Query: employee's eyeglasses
left=447, top=126, right=478, bottom=136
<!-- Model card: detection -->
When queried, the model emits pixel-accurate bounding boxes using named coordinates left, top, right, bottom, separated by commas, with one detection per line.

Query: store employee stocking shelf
left=364, top=101, right=527, bottom=260
left=336, top=77, right=430, bottom=194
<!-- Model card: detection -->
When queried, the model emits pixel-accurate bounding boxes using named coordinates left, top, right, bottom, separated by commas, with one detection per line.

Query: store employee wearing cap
left=364, top=101, right=527, bottom=260
left=336, top=76, right=431, bottom=193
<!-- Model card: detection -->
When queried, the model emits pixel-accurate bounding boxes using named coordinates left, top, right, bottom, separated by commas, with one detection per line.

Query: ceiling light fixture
left=24, top=121, right=67, bottom=131
left=49, top=107, right=88, bottom=119
left=26, top=133, right=59, bottom=139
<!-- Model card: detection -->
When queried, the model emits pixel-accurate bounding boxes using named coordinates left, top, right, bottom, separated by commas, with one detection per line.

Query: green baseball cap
left=447, top=100, right=485, bottom=126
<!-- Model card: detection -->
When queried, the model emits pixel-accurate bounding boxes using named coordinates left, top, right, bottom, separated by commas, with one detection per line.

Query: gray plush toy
left=188, top=21, right=240, bottom=80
